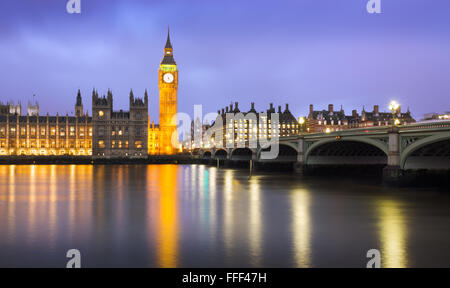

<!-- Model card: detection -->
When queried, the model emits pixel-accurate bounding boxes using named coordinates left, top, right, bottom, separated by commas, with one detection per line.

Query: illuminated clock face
left=163, top=73, right=174, bottom=83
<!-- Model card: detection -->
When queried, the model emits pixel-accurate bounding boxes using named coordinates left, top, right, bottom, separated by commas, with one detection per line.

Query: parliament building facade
left=0, top=30, right=179, bottom=158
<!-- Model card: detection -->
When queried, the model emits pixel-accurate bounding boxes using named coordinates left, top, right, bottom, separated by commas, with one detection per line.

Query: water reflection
left=291, top=189, right=311, bottom=268
left=248, top=177, right=262, bottom=266
left=28, top=165, right=37, bottom=245
left=7, top=165, right=16, bottom=246
left=376, top=199, right=408, bottom=268
left=156, top=165, right=179, bottom=268
left=49, top=165, right=57, bottom=247
left=0, top=165, right=448, bottom=267
left=224, top=170, right=234, bottom=261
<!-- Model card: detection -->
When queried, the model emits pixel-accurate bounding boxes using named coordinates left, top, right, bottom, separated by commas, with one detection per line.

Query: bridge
left=198, top=121, right=450, bottom=180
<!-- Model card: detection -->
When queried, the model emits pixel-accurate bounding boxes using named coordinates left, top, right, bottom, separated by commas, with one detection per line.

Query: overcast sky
left=1, top=0, right=449, bottom=121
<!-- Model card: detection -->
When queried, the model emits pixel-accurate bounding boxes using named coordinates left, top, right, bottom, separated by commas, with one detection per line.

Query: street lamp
left=298, top=117, right=306, bottom=135
left=389, top=100, right=400, bottom=126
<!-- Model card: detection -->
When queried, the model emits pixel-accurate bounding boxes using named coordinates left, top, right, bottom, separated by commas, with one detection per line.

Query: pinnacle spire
left=165, top=26, right=172, bottom=49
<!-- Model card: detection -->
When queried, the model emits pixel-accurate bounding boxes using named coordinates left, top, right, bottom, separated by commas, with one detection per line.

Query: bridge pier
left=293, top=137, right=307, bottom=175
left=383, top=127, right=403, bottom=183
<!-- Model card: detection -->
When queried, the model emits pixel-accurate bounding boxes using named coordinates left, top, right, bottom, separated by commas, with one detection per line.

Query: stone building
left=0, top=95, right=92, bottom=156
left=307, top=104, right=416, bottom=133
left=205, top=102, right=301, bottom=149
left=148, top=121, right=160, bottom=155
left=92, top=89, right=148, bottom=159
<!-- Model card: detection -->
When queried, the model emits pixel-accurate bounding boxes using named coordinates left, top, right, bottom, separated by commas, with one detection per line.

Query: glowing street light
left=389, top=100, right=400, bottom=126
left=298, top=117, right=306, bottom=135
left=389, top=100, right=400, bottom=114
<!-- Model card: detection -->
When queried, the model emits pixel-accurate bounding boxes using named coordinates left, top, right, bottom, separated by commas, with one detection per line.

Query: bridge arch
left=400, top=133, right=450, bottom=169
left=230, top=147, right=254, bottom=161
left=257, top=143, right=298, bottom=161
left=213, top=149, right=228, bottom=160
left=305, top=138, right=388, bottom=165
left=202, top=151, right=212, bottom=159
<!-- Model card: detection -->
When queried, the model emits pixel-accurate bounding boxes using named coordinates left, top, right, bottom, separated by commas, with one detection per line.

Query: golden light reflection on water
left=291, top=189, right=312, bottom=268
left=156, top=165, right=179, bottom=268
left=248, top=177, right=262, bottom=266
left=48, top=165, right=57, bottom=246
left=376, top=199, right=408, bottom=268
left=7, top=165, right=16, bottom=245
left=27, top=165, right=37, bottom=245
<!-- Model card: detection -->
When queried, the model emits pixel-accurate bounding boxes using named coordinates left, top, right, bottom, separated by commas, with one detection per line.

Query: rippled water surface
left=1, top=164, right=450, bottom=267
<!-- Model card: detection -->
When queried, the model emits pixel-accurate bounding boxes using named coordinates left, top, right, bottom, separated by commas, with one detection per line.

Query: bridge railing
left=279, top=120, right=450, bottom=139
left=399, top=120, right=450, bottom=131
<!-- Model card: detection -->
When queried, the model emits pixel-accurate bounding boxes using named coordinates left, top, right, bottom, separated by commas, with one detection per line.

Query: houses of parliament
left=0, top=30, right=179, bottom=157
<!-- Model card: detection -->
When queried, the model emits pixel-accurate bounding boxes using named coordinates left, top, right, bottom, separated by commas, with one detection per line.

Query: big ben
left=158, top=28, right=178, bottom=155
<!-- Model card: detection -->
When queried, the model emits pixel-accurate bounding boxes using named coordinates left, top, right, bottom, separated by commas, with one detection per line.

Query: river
left=0, top=164, right=449, bottom=267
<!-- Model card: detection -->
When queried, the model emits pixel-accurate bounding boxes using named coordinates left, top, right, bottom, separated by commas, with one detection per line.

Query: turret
left=75, top=89, right=84, bottom=117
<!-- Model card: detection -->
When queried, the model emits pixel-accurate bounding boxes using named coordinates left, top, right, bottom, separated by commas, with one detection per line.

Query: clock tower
left=158, top=28, right=178, bottom=154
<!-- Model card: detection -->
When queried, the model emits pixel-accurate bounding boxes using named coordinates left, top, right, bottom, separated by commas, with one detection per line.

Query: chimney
left=352, top=110, right=358, bottom=117
left=235, top=102, right=239, bottom=110
left=328, top=104, right=334, bottom=113
left=226, top=106, right=229, bottom=113
left=374, top=105, right=379, bottom=114
left=217, top=110, right=220, bottom=115
left=285, top=104, right=289, bottom=111
left=229, top=104, right=233, bottom=111
left=278, top=106, right=282, bottom=113
left=251, top=102, right=255, bottom=110
left=309, top=104, right=314, bottom=115
left=221, top=109, right=225, bottom=115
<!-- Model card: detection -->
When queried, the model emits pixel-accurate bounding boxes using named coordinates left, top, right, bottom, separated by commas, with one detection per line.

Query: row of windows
left=96, top=126, right=145, bottom=137
left=0, top=140, right=92, bottom=149
left=97, top=111, right=143, bottom=120
left=97, top=140, right=143, bottom=149
left=0, top=126, right=92, bottom=138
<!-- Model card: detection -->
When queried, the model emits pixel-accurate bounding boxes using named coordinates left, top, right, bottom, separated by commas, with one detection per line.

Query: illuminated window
left=98, top=140, right=105, bottom=148
left=70, top=126, right=75, bottom=136
left=112, top=140, right=116, bottom=148
left=135, top=141, right=142, bottom=149
left=125, top=141, right=129, bottom=148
